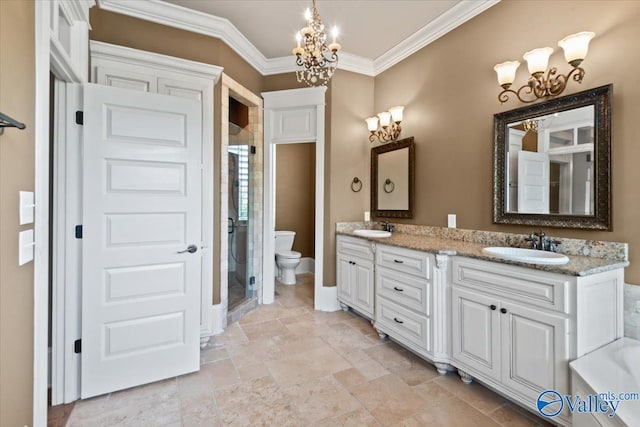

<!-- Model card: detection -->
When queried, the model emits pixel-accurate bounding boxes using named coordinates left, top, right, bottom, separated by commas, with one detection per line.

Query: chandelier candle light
left=292, top=0, right=341, bottom=86
left=493, top=31, right=595, bottom=104
left=366, top=106, right=404, bottom=143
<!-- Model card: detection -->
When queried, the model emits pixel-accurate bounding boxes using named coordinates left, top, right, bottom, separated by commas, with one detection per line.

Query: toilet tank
left=275, top=230, right=295, bottom=252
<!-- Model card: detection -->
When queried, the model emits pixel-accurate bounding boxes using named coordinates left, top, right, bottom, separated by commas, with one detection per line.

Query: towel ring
left=351, top=177, right=362, bottom=192
left=384, top=179, right=395, bottom=193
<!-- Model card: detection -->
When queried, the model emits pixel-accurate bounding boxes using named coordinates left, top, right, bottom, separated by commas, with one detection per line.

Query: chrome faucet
left=526, top=230, right=562, bottom=252
left=381, top=220, right=396, bottom=233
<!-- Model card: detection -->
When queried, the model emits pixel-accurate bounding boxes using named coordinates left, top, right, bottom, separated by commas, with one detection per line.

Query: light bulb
left=389, top=106, right=404, bottom=123
left=378, top=111, right=391, bottom=127
left=365, top=117, right=379, bottom=132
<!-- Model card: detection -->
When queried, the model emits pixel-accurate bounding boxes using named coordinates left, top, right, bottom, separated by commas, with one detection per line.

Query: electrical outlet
left=364, top=211, right=370, bottom=222
left=447, top=214, right=456, bottom=228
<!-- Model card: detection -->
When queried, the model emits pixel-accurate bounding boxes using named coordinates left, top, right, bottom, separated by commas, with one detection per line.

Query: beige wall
left=0, top=2, right=35, bottom=426
left=90, top=8, right=264, bottom=304
left=373, top=0, right=640, bottom=285
left=275, top=144, right=316, bottom=257
left=325, top=71, right=375, bottom=285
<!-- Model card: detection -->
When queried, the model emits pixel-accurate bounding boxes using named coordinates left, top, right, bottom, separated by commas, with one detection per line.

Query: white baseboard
left=295, top=257, right=315, bottom=274
left=210, top=303, right=226, bottom=335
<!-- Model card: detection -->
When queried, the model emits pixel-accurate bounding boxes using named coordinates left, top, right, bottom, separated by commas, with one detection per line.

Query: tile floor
left=56, top=273, right=551, bottom=426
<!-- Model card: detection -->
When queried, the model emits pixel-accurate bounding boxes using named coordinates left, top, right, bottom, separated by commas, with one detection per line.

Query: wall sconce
left=365, top=106, right=404, bottom=143
left=493, top=31, right=595, bottom=104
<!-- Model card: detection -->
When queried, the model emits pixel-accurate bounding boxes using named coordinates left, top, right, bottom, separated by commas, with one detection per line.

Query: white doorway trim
left=262, top=87, right=339, bottom=311
left=35, top=1, right=93, bottom=424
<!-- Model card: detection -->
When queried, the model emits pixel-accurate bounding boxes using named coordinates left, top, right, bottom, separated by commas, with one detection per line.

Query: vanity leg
left=374, top=328, right=387, bottom=340
left=434, top=362, right=452, bottom=375
left=200, top=336, right=211, bottom=349
left=457, top=369, right=473, bottom=384
left=339, top=302, right=350, bottom=312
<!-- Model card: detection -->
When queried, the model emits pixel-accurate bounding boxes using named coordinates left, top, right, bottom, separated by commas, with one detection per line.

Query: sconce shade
left=366, top=117, right=379, bottom=132
left=494, top=61, right=520, bottom=87
left=558, top=31, right=595, bottom=66
left=378, top=111, right=391, bottom=127
left=523, top=47, right=554, bottom=75
left=389, top=106, right=404, bottom=122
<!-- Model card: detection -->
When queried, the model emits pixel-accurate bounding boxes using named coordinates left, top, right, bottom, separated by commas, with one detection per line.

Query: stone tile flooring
left=59, top=273, right=551, bottom=426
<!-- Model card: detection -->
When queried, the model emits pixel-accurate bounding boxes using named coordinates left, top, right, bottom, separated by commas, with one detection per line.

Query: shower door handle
left=177, top=244, right=198, bottom=254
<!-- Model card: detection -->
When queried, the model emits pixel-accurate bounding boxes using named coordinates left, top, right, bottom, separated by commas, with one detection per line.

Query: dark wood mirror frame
left=492, top=84, right=612, bottom=230
left=371, top=136, right=415, bottom=219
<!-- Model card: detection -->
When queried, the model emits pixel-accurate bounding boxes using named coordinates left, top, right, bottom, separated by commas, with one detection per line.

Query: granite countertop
left=336, top=230, right=629, bottom=276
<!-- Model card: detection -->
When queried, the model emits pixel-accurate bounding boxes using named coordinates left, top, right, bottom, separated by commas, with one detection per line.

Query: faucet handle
left=524, top=233, right=539, bottom=250
left=548, top=239, right=562, bottom=253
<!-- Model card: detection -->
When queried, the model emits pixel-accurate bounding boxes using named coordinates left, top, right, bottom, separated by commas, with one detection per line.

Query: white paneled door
left=81, top=84, right=202, bottom=398
left=518, top=151, right=550, bottom=214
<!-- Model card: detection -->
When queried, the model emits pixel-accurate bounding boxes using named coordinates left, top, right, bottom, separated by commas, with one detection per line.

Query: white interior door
left=81, top=83, right=202, bottom=398
left=518, top=151, right=550, bottom=214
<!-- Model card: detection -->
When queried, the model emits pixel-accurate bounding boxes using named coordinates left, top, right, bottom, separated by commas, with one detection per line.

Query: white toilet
left=275, top=230, right=301, bottom=285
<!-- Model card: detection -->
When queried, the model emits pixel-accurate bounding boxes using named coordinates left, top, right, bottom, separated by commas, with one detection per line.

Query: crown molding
left=262, top=52, right=375, bottom=77
left=97, top=0, right=499, bottom=78
left=373, top=0, right=501, bottom=75
left=97, top=0, right=269, bottom=73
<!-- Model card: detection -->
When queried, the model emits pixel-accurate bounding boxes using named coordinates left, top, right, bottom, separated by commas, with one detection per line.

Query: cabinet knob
left=393, top=317, right=404, bottom=324
left=393, top=286, right=404, bottom=292
left=500, top=308, right=508, bottom=314
left=490, top=304, right=497, bottom=311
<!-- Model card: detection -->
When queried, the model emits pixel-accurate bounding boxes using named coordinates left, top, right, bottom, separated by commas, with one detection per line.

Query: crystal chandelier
left=292, top=0, right=341, bottom=86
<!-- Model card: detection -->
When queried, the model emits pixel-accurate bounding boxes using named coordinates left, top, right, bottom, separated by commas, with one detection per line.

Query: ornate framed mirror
left=493, top=84, right=612, bottom=230
left=371, top=136, right=415, bottom=218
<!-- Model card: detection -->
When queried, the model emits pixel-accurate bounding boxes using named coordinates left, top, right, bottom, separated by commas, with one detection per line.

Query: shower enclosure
left=228, top=122, right=255, bottom=309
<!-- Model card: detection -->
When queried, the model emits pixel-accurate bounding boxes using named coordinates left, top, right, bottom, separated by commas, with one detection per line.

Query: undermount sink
left=482, top=247, right=569, bottom=265
left=353, top=229, right=392, bottom=238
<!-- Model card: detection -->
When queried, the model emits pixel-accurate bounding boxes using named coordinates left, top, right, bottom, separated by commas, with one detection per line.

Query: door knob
left=177, top=244, right=198, bottom=254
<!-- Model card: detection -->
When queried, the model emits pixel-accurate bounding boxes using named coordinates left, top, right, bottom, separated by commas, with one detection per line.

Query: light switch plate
left=19, top=191, right=35, bottom=225
left=447, top=214, right=457, bottom=228
left=19, top=229, right=35, bottom=266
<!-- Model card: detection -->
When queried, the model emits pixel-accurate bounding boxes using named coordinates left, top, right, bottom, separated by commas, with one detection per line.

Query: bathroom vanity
left=336, top=225, right=627, bottom=426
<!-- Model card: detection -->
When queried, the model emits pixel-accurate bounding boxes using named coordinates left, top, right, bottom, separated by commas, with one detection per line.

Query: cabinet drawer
left=337, top=235, right=374, bottom=260
left=452, top=257, right=570, bottom=313
left=376, top=297, right=431, bottom=353
left=376, top=245, right=430, bottom=280
left=376, top=267, right=430, bottom=315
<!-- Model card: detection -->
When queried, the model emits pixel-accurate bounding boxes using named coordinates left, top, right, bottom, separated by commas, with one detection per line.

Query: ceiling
left=97, top=0, right=500, bottom=75
left=164, top=0, right=461, bottom=60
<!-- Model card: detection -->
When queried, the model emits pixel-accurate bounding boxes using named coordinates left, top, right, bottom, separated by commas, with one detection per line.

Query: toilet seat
left=276, top=250, right=301, bottom=259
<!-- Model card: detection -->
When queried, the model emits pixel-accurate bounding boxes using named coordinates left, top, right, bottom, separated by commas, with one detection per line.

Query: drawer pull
left=393, top=317, right=404, bottom=324
left=393, top=286, right=404, bottom=292
left=393, top=259, right=404, bottom=264
left=490, top=304, right=497, bottom=311
left=500, top=308, right=508, bottom=314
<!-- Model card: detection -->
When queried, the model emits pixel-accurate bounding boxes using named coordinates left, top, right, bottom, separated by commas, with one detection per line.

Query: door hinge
left=75, top=225, right=83, bottom=239
left=250, top=145, right=256, bottom=154
left=75, top=111, right=84, bottom=125
left=74, top=339, right=81, bottom=354
left=249, top=276, right=256, bottom=286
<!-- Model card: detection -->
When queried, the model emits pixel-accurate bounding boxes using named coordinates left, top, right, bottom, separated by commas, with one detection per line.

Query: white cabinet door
left=81, top=84, right=202, bottom=398
left=452, top=287, right=501, bottom=381
left=353, top=258, right=374, bottom=318
left=337, top=253, right=355, bottom=304
left=501, top=301, right=569, bottom=401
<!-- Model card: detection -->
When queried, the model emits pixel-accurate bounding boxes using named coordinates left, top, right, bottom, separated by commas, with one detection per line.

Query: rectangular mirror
left=371, top=137, right=415, bottom=218
left=493, top=85, right=611, bottom=230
